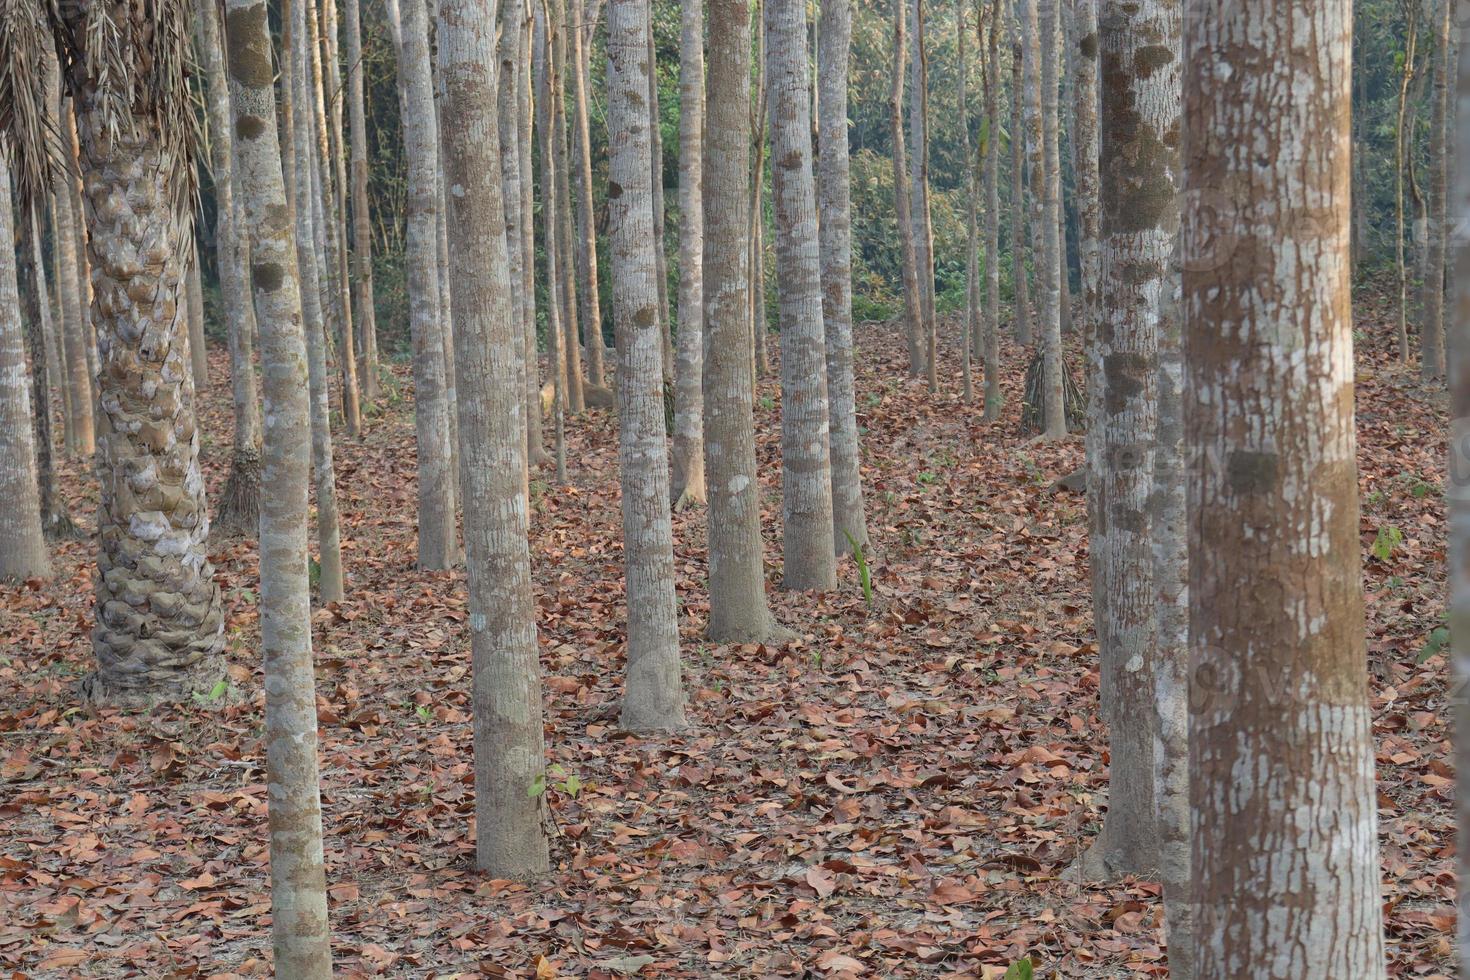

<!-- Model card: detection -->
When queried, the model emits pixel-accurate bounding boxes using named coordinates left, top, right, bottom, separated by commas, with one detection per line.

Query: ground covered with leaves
left=0, top=304, right=1455, bottom=977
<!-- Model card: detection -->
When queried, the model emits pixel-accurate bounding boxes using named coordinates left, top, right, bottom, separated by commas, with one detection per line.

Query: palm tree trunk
left=608, top=0, right=687, bottom=729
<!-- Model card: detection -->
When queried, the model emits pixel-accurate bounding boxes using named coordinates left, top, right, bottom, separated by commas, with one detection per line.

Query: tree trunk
left=293, top=0, right=348, bottom=602
left=0, top=151, right=51, bottom=581
left=321, top=0, right=361, bottom=433
left=1422, top=0, right=1451, bottom=381
left=1071, top=0, right=1100, bottom=350
left=569, top=0, right=607, bottom=388
left=672, top=0, right=707, bottom=508
left=819, top=0, right=868, bottom=553
left=535, top=5, right=570, bottom=478
left=437, top=0, right=553, bottom=875
left=499, top=0, right=531, bottom=481
left=890, top=0, right=925, bottom=376
left=1184, top=2, right=1386, bottom=974
left=1008, top=8, right=1031, bottom=346
left=343, top=0, right=381, bottom=402
left=1037, top=0, right=1064, bottom=438
left=197, top=0, right=264, bottom=537
left=750, top=29, right=772, bottom=381
left=519, top=8, right=549, bottom=467
left=607, top=0, right=688, bottom=729
left=69, top=82, right=225, bottom=706
left=19, top=204, right=76, bottom=540
left=960, top=0, right=977, bottom=403
left=1021, top=0, right=1044, bottom=348
left=707, top=0, right=780, bottom=642
left=52, top=98, right=93, bottom=458
left=222, top=3, right=333, bottom=970
left=909, top=0, right=938, bottom=391
left=648, top=24, right=676, bottom=382
left=1394, top=7, right=1418, bottom=366
left=767, top=0, right=837, bottom=592
left=551, top=0, right=586, bottom=413
left=394, top=0, right=460, bottom=567
left=185, top=250, right=209, bottom=393
left=982, top=0, right=1002, bottom=419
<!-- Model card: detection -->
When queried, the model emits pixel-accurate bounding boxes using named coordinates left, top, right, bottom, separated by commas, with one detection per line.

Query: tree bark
left=343, top=0, right=382, bottom=401
left=520, top=6, right=549, bottom=467
left=1037, top=0, right=1064, bottom=437
left=68, top=56, right=225, bottom=706
left=749, top=28, right=772, bottom=380
left=706, top=0, right=780, bottom=642
left=51, top=97, right=93, bottom=458
left=293, top=0, right=348, bottom=602
left=647, top=26, right=675, bottom=380
left=909, top=0, right=938, bottom=391
left=672, top=0, right=707, bottom=508
left=1394, top=4, right=1419, bottom=366
left=498, top=0, right=531, bottom=482
left=818, top=0, right=868, bottom=553
left=550, top=0, right=586, bottom=413
left=1184, top=1, right=1387, bottom=974
left=0, top=151, right=51, bottom=581
left=1422, top=0, right=1451, bottom=381
left=981, top=0, right=1002, bottom=419
left=607, top=0, right=688, bottom=729
left=394, top=0, right=461, bottom=567
left=569, top=0, right=608, bottom=388
left=890, top=0, right=924, bottom=376
left=766, top=0, right=837, bottom=591
left=1008, top=6, right=1031, bottom=346
left=535, top=5, right=571, bottom=477
left=959, top=0, right=977, bottom=403
left=196, top=0, right=265, bottom=536
left=19, top=204, right=76, bottom=540
left=437, top=0, right=553, bottom=875
left=1071, top=0, right=1100, bottom=351
left=222, top=3, right=334, bottom=970
left=185, top=249, right=209, bottom=393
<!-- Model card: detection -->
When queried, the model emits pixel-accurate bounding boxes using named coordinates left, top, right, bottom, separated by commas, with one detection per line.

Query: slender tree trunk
left=1395, top=7, right=1418, bottom=365
left=197, top=0, right=265, bottom=536
left=706, top=0, right=779, bottom=640
left=960, top=0, right=977, bottom=404
left=1184, top=2, right=1386, bottom=973
left=186, top=250, right=209, bottom=392
left=569, top=0, right=607, bottom=388
left=550, top=0, right=586, bottom=413
left=819, top=0, right=868, bottom=552
left=672, top=0, right=708, bottom=508
left=648, top=24, right=676, bottom=381
left=749, top=27, right=772, bottom=381
left=1038, top=0, right=1064, bottom=437
left=51, top=98, right=93, bottom=458
left=294, top=0, right=347, bottom=602
left=1423, top=0, right=1450, bottom=381
left=909, top=0, right=938, bottom=391
left=890, top=0, right=924, bottom=376
left=1021, top=0, right=1045, bottom=349
left=68, top=71, right=225, bottom=706
left=437, top=0, right=553, bottom=875
left=1008, top=7, right=1031, bottom=345
left=608, top=0, right=688, bottom=729
left=394, top=0, right=460, bottom=567
left=767, top=0, right=837, bottom=591
left=222, top=4, right=333, bottom=970
left=344, top=0, right=382, bottom=401
left=0, top=151, right=51, bottom=581
left=1071, top=0, right=1100, bottom=351
left=499, top=0, right=531, bottom=480
left=535, top=6, right=571, bottom=477
left=19, top=205, right=76, bottom=539
left=982, top=0, right=1002, bottom=419
left=64, top=103, right=98, bottom=400
left=1449, top=19, right=1470, bottom=972
left=1082, top=0, right=1179, bottom=878
left=321, top=0, right=361, bottom=433
left=519, top=10, right=549, bottom=466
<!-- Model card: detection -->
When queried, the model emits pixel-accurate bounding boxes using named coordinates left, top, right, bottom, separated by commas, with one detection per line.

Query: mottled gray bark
left=671, top=0, right=707, bottom=508
left=344, top=0, right=382, bottom=402
left=818, top=0, right=868, bottom=553
left=519, top=12, right=548, bottom=466
left=706, top=0, right=780, bottom=642
left=1037, top=0, right=1064, bottom=437
left=535, top=6, right=570, bottom=477
left=1184, top=1, right=1385, bottom=975
left=646, top=25, right=675, bottom=380
left=889, top=0, right=924, bottom=376
left=185, top=249, right=209, bottom=393
left=1007, top=6, right=1030, bottom=345
left=766, top=0, right=836, bottom=591
left=223, top=2, right=333, bottom=970
left=607, top=0, right=687, bottom=729
left=437, top=0, right=553, bottom=874
left=551, top=0, right=586, bottom=414
left=569, top=0, right=607, bottom=388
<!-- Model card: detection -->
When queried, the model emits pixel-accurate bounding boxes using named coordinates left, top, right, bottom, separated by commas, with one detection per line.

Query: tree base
left=1020, top=350, right=1086, bottom=436
left=42, top=505, right=82, bottom=542
left=77, top=655, right=228, bottom=712
left=214, top=447, right=262, bottom=537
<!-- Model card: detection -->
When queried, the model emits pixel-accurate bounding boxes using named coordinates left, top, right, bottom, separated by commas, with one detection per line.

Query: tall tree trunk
left=982, top=0, right=1002, bottom=419
left=1184, top=2, right=1386, bottom=974
left=1021, top=0, right=1044, bottom=347
left=1008, top=8, right=1031, bottom=345
left=648, top=24, right=676, bottom=381
left=294, top=0, right=348, bottom=602
left=607, top=0, right=688, bottom=729
left=394, top=0, right=460, bottom=567
left=0, top=151, right=51, bottom=581
left=321, top=0, right=360, bottom=432
left=890, top=0, right=924, bottom=376
left=672, top=0, right=707, bottom=508
left=706, top=0, right=779, bottom=641
left=1422, top=0, right=1450, bottom=381
left=535, top=5, right=571, bottom=477
left=1082, top=0, right=1179, bottom=878
left=767, top=0, right=837, bottom=591
left=51, top=97, right=93, bottom=458
left=1071, top=0, right=1100, bottom=351
left=185, top=250, right=209, bottom=392
left=959, top=0, right=977, bottom=403
left=1037, top=0, right=1064, bottom=437
left=569, top=0, right=607, bottom=388
left=1449, top=19, right=1470, bottom=972
left=68, top=64, right=226, bottom=706
left=343, top=0, right=382, bottom=401
left=550, top=0, right=586, bottom=413
left=749, top=26, right=772, bottom=380
left=437, top=0, right=553, bottom=875
left=65, top=101, right=98, bottom=402
left=909, top=0, right=938, bottom=391
left=819, top=0, right=868, bottom=552
left=518, top=8, right=548, bottom=467
left=19, top=204, right=76, bottom=539
left=499, top=0, right=531, bottom=480
left=1394, top=4, right=1419, bottom=365
left=196, top=0, right=265, bottom=536
left=222, top=4, right=333, bottom=971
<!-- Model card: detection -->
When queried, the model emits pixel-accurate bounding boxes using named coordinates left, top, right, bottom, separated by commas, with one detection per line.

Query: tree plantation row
left=0, top=0, right=1461, bottom=976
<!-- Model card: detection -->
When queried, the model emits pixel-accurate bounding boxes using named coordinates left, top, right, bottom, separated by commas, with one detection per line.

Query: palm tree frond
left=0, top=0, right=63, bottom=205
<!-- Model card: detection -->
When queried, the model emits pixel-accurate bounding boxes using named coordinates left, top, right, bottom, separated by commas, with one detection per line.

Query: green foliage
left=529, top=763, right=585, bottom=800
left=1417, top=625, right=1450, bottom=664
left=845, top=531, right=874, bottom=606
left=1371, top=524, right=1404, bottom=562
left=1004, top=959, right=1034, bottom=980
left=192, top=680, right=229, bottom=705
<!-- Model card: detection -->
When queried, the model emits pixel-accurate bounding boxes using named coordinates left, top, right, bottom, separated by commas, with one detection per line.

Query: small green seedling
left=845, top=530, right=873, bottom=606
left=529, top=763, right=584, bottom=800
left=1371, top=525, right=1404, bottom=562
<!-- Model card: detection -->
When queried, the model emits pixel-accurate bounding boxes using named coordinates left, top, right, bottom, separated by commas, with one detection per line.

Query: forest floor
left=0, top=295, right=1456, bottom=978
